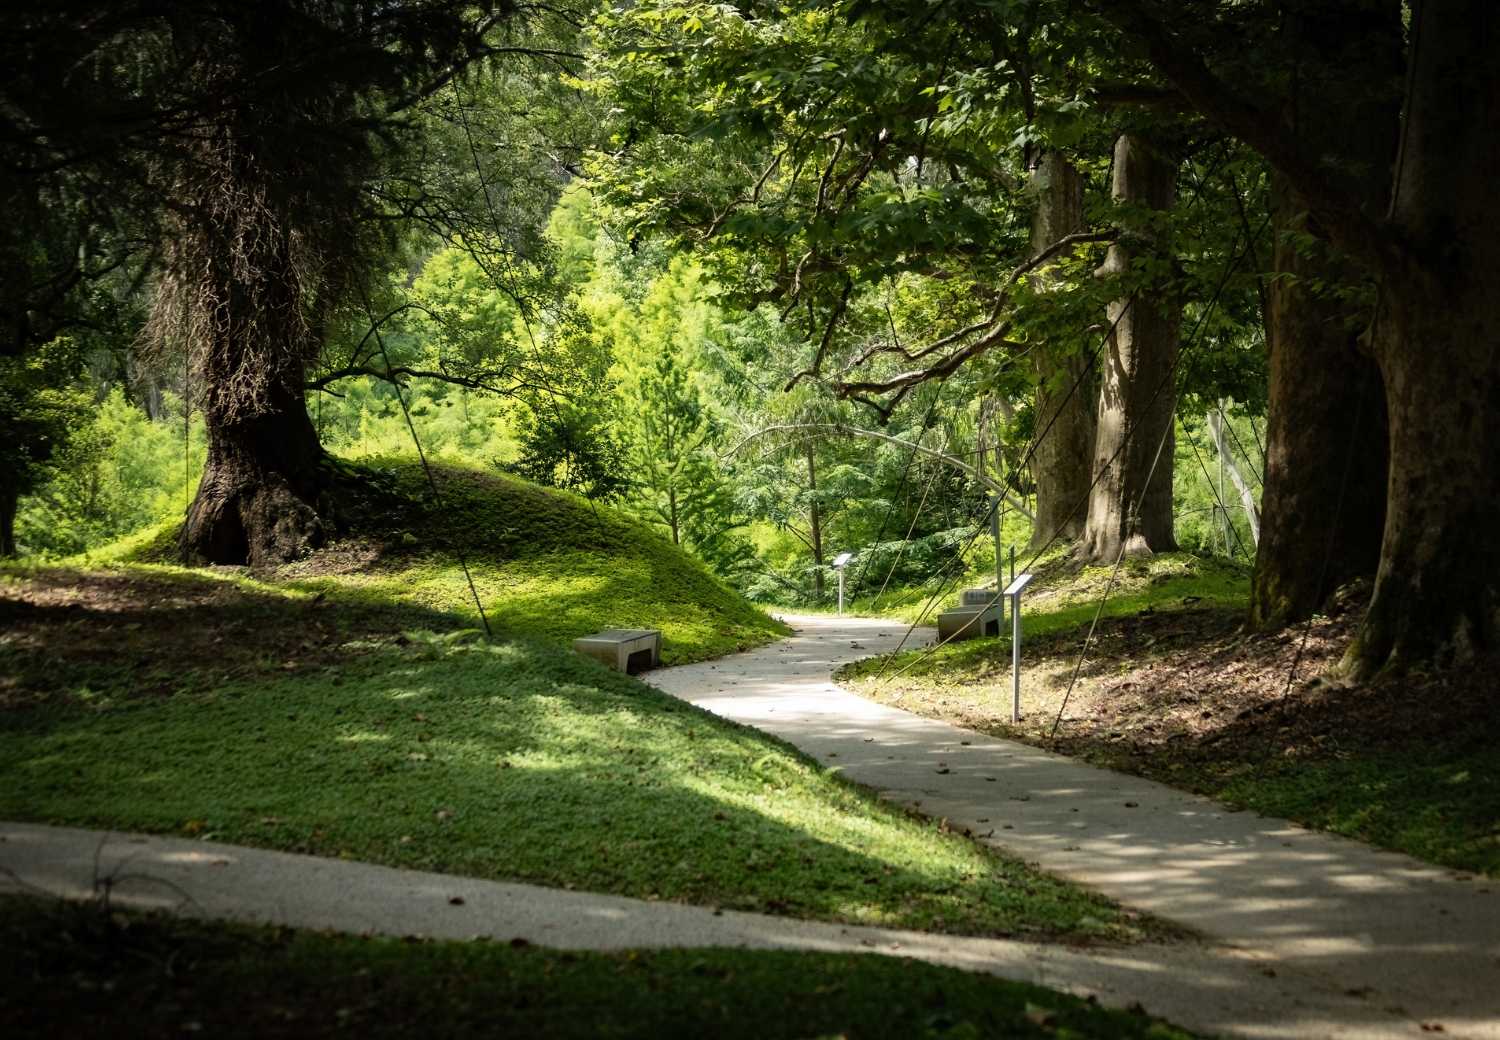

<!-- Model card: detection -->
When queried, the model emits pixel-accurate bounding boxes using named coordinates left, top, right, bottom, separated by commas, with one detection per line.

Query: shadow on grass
left=0, top=571, right=1128, bottom=940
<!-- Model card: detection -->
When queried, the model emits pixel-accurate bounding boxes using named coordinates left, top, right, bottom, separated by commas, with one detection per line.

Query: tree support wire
left=871, top=286, right=1144, bottom=678
left=845, top=388, right=948, bottom=605
left=1181, top=416, right=1249, bottom=559
left=1047, top=414, right=1176, bottom=740
left=1044, top=236, right=1255, bottom=739
left=359, top=285, right=494, bottom=640
left=880, top=220, right=1259, bottom=693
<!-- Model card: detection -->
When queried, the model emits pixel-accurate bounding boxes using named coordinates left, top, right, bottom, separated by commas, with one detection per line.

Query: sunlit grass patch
left=0, top=615, right=1151, bottom=941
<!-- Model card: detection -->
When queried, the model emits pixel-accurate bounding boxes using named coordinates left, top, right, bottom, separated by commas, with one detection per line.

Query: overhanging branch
left=727, top=422, right=1034, bottom=521
left=1087, top=0, right=1398, bottom=277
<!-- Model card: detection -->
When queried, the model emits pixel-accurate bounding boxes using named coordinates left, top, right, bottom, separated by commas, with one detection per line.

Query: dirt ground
left=0, top=568, right=452, bottom=711
left=852, top=590, right=1498, bottom=785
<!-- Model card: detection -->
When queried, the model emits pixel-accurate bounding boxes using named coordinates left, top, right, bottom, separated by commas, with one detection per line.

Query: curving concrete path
left=645, top=613, right=1500, bottom=1040
left=4, top=614, right=1496, bottom=1038
left=0, top=820, right=1416, bottom=1039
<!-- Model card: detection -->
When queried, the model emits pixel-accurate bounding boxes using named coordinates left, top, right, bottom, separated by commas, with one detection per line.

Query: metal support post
left=1003, top=573, right=1034, bottom=724
left=1011, top=591, right=1021, bottom=723
left=833, top=552, right=853, bottom=616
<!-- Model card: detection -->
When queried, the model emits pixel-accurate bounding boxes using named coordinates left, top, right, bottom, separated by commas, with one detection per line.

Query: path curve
left=0, top=820, right=1408, bottom=1039
left=645, top=613, right=1500, bottom=1040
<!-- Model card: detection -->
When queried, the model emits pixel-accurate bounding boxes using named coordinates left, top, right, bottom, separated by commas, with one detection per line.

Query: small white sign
left=1003, top=572, right=1034, bottom=597
left=832, top=552, right=853, bottom=568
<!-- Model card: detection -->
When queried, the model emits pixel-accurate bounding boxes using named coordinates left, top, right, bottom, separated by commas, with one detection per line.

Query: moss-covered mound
left=115, top=456, right=786, bottom=664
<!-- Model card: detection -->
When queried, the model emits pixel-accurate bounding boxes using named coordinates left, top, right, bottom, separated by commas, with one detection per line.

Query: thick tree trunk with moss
left=170, top=129, right=335, bottom=566
left=1079, top=135, right=1179, bottom=562
left=1344, top=5, right=1500, bottom=677
left=1250, top=179, right=1389, bottom=627
left=158, top=12, right=368, bottom=567
left=1027, top=153, right=1096, bottom=550
left=184, top=387, right=329, bottom=566
left=1249, top=0, right=1397, bottom=629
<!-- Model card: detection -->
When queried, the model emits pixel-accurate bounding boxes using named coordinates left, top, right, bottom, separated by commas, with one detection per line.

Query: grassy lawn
left=0, top=898, right=1197, bottom=1040
left=0, top=564, right=1152, bottom=942
left=840, top=553, right=1500, bottom=878
left=88, top=457, right=788, bottom=665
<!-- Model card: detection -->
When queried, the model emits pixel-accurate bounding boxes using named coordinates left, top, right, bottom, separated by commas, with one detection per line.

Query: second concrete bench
left=573, top=629, right=662, bottom=674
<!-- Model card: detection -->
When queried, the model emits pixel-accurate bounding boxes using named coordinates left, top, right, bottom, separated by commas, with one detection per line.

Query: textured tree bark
left=173, top=127, right=335, bottom=567
left=1095, top=0, right=1500, bottom=674
left=183, top=338, right=330, bottom=566
left=1078, top=134, right=1180, bottom=562
left=1344, top=5, right=1500, bottom=677
left=1027, top=153, right=1097, bottom=550
left=1249, top=0, right=1396, bottom=629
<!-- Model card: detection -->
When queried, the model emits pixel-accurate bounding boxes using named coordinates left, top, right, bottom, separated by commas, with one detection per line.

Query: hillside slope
left=118, top=457, right=785, bottom=664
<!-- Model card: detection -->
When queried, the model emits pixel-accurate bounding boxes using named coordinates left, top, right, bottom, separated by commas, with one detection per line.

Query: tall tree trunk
left=1079, top=134, right=1180, bottom=562
left=170, top=144, right=334, bottom=566
left=1250, top=0, right=1397, bottom=629
left=155, top=12, right=367, bottom=568
left=1028, top=153, right=1096, bottom=550
left=668, top=485, right=680, bottom=546
left=0, top=485, right=17, bottom=557
left=1098, top=0, right=1499, bottom=676
left=807, top=447, right=825, bottom=598
left=1344, top=4, right=1500, bottom=677
left=1207, top=404, right=1260, bottom=545
left=184, top=352, right=328, bottom=566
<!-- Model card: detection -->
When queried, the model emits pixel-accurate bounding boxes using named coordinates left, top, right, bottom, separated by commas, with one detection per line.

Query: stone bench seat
left=573, top=629, right=662, bottom=674
left=936, top=605, right=1001, bottom=642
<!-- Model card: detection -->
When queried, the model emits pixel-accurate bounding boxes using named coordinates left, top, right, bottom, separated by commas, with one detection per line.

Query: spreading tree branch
left=728, top=422, right=1035, bottom=520
left=813, top=229, right=1113, bottom=404
left=1087, top=0, right=1399, bottom=277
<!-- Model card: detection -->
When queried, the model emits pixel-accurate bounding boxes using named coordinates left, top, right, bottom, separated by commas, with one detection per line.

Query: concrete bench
left=573, top=629, right=662, bottom=674
left=936, top=605, right=1001, bottom=642
left=958, top=587, right=998, bottom=608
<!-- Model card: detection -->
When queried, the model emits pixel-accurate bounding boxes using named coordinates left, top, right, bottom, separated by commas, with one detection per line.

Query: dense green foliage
left=1, top=898, right=1198, bottom=1039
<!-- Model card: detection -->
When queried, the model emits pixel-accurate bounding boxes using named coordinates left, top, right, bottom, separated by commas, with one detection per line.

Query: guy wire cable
left=359, top=284, right=494, bottom=639
left=884, top=216, right=1260, bottom=689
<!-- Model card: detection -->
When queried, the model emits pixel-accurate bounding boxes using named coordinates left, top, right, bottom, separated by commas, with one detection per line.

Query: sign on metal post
left=833, top=552, right=853, bottom=616
left=1003, top=573, right=1034, bottom=723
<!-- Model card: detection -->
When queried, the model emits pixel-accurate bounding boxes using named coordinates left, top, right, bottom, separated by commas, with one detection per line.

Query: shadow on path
left=646, top=614, right=1500, bottom=1040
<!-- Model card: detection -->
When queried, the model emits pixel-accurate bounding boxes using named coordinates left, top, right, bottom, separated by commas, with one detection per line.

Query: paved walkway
left=646, top=614, right=1500, bottom=1040
left=5, top=615, right=1496, bottom=1038
left=0, top=821, right=1414, bottom=1039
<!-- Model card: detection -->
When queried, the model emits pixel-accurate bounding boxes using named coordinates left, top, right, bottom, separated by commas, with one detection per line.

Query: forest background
left=4, top=0, right=1281, bottom=616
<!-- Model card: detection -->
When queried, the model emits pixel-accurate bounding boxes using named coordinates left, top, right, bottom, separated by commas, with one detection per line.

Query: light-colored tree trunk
left=807, top=447, right=825, bottom=598
left=1079, top=134, right=1180, bottom=562
left=1027, top=152, right=1096, bottom=550
left=1207, top=404, right=1260, bottom=545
